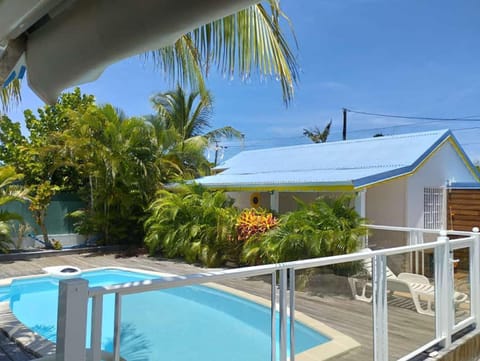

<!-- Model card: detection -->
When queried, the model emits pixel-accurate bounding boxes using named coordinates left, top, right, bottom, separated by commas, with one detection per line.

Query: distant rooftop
left=196, top=129, right=479, bottom=190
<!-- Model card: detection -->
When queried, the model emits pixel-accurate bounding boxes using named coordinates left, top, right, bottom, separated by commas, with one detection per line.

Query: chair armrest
left=397, top=272, right=430, bottom=285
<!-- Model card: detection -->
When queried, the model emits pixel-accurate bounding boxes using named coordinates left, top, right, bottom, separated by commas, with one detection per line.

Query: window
left=424, top=187, right=444, bottom=229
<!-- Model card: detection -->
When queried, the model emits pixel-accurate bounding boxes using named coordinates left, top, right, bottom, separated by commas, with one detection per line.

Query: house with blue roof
left=196, top=129, right=480, bottom=244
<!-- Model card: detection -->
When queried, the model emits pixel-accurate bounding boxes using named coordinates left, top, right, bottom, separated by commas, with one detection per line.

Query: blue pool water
left=0, top=269, right=329, bottom=361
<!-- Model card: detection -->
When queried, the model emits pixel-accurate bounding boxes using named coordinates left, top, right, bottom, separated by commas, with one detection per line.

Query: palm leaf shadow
left=104, top=323, right=151, bottom=361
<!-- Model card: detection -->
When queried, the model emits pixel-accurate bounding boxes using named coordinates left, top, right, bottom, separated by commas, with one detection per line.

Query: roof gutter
left=199, top=182, right=355, bottom=192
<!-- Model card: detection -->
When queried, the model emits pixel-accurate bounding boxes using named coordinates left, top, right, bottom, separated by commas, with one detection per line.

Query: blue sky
left=5, top=0, right=480, bottom=163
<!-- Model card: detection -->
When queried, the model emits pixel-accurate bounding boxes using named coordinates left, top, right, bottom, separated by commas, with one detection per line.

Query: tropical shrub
left=230, top=208, right=278, bottom=264
left=50, top=238, right=63, bottom=250
left=236, top=208, right=278, bottom=241
left=0, top=166, right=28, bottom=252
left=242, top=195, right=366, bottom=267
left=144, top=184, right=239, bottom=267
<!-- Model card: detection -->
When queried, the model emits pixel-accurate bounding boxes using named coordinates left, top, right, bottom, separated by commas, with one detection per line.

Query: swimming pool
left=0, top=268, right=348, bottom=361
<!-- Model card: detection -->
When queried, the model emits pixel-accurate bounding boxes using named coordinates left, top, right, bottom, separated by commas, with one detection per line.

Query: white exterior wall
left=366, top=178, right=407, bottom=227
left=406, top=141, right=477, bottom=229
left=366, top=178, right=407, bottom=249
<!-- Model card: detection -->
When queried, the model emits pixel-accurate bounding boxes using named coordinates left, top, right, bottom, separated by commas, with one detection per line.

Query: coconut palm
left=303, top=120, right=332, bottom=144
left=150, top=86, right=243, bottom=177
left=151, top=86, right=243, bottom=141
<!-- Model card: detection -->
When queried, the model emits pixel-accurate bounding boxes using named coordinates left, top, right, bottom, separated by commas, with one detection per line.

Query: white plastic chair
left=348, top=249, right=468, bottom=316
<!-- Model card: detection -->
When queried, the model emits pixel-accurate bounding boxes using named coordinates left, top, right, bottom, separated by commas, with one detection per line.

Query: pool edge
left=206, top=282, right=361, bottom=360
left=0, top=301, right=56, bottom=357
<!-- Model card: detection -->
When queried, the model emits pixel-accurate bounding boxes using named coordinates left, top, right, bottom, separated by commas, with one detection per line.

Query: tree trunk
left=37, top=210, right=52, bottom=249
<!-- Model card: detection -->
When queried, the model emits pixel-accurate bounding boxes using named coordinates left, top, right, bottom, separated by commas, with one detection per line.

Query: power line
left=218, top=110, right=480, bottom=150
left=461, top=143, right=480, bottom=146
left=345, top=108, right=480, bottom=122
left=221, top=111, right=480, bottom=146
left=329, top=123, right=469, bottom=138
left=224, top=125, right=480, bottom=148
left=449, top=126, right=480, bottom=132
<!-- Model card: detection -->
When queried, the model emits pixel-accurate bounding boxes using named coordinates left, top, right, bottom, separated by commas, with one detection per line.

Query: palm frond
left=205, top=126, right=243, bottom=141
left=146, top=1, right=298, bottom=105
left=1, top=80, right=21, bottom=113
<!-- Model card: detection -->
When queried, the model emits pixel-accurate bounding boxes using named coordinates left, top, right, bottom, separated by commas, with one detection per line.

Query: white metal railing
left=53, top=225, right=480, bottom=361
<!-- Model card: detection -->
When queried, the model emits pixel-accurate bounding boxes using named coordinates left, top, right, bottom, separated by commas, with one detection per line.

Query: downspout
left=355, top=189, right=367, bottom=248
left=270, top=190, right=279, bottom=213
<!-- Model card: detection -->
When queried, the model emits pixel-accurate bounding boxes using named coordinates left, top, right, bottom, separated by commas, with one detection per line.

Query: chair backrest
left=386, top=277, right=412, bottom=293
left=359, top=248, right=397, bottom=280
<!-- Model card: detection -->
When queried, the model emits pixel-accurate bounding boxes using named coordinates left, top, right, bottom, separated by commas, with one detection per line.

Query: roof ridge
left=226, top=129, right=450, bottom=156
left=225, top=163, right=410, bottom=176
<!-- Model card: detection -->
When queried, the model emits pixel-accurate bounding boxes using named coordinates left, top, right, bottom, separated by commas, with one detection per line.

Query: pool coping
left=0, top=301, right=55, bottom=357
left=207, top=283, right=361, bottom=360
left=0, top=266, right=360, bottom=360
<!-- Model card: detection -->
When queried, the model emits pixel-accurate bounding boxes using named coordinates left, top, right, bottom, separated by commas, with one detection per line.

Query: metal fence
left=53, top=225, right=480, bottom=361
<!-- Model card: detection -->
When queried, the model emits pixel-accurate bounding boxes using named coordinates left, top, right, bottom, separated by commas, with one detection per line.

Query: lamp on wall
left=250, top=193, right=261, bottom=208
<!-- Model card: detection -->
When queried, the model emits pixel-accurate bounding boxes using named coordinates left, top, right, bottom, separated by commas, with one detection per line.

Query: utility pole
left=342, top=108, right=347, bottom=140
left=214, top=141, right=219, bottom=166
left=213, top=141, right=228, bottom=166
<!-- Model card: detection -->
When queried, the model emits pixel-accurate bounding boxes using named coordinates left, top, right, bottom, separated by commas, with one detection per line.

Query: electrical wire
left=217, top=110, right=480, bottom=150
left=345, top=108, right=480, bottom=122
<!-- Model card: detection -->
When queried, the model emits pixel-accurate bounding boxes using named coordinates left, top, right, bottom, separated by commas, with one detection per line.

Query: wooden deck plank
left=0, top=331, right=35, bottom=361
left=0, top=251, right=462, bottom=360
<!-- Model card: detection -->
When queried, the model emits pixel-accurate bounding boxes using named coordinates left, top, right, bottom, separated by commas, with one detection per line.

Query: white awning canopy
left=0, top=0, right=259, bottom=103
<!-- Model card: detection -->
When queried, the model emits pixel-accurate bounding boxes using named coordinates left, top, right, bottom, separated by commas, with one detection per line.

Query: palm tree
left=150, top=86, right=243, bottom=177
left=151, top=86, right=243, bottom=141
left=151, top=87, right=212, bottom=145
left=61, top=104, right=163, bottom=244
left=303, top=120, right=332, bottom=143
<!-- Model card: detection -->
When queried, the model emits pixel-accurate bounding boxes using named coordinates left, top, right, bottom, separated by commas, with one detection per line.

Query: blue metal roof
left=448, top=182, right=480, bottom=190
left=197, top=129, right=479, bottom=190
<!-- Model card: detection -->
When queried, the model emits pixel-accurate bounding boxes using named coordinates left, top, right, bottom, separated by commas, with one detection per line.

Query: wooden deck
left=0, top=251, right=468, bottom=360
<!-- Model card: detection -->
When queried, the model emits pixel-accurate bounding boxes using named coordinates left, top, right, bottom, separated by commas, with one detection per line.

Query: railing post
left=279, top=268, right=288, bottom=361
left=372, top=254, right=388, bottom=361
left=56, top=278, right=89, bottom=361
left=471, top=227, right=480, bottom=328
left=113, top=293, right=122, bottom=361
left=271, top=271, right=276, bottom=361
left=408, top=231, right=415, bottom=273
left=435, top=230, right=452, bottom=348
left=90, top=294, right=104, bottom=361
left=289, top=268, right=296, bottom=361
